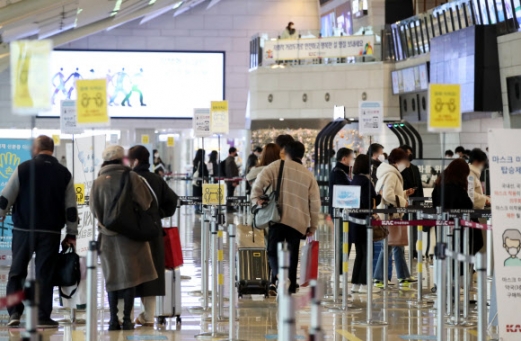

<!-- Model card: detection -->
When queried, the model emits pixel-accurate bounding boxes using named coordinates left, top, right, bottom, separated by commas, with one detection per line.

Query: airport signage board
left=193, top=108, right=212, bottom=138
left=210, top=101, right=229, bottom=135
left=60, top=100, right=84, bottom=134
left=358, top=101, right=383, bottom=135
left=428, top=84, right=461, bottom=132
left=76, top=79, right=110, bottom=127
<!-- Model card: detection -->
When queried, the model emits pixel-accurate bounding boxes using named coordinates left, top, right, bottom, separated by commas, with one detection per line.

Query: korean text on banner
left=358, top=101, right=383, bottom=136
left=489, top=129, right=521, bottom=341
left=428, top=84, right=461, bottom=132
left=167, top=136, right=175, bottom=147
left=202, top=184, right=226, bottom=205
left=60, top=100, right=84, bottom=134
left=0, top=140, right=31, bottom=266
left=76, top=79, right=110, bottom=127
left=210, top=101, right=229, bottom=135
left=10, top=40, right=53, bottom=115
left=193, top=108, right=212, bottom=138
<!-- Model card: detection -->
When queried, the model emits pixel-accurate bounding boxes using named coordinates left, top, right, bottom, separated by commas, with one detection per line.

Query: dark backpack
left=219, top=160, right=227, bottom=178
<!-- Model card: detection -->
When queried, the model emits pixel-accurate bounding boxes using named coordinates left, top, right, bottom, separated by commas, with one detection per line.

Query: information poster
left=358, top=101, right=383, bottom=135
left=76, top=79, right=109, bottom=127
left=0, top=140, right=32, bottom=266
left=332, top=185, right=361, bottom=209
left=428, top=84, right=461, bottom=132
left=210, top=101, right=229, bottom=135
left=60, top=100, right=84, bottom=134
left=202, top=184, right=226, bottom=205
left=141, top=135, right=150, bottom=144
left=489, top=129, right=521, bottom=340
left=10, top=40, right=52, bottom=115
left=193, top=108, right=212, bottom=137
left=167, top=136, right=175, bottom=147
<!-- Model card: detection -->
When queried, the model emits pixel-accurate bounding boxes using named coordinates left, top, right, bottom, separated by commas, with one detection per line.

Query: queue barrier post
left=202, top=208, right=210, bottom=309
left=85, top=240, right=98, bottom=341
left=436, top=242, right=447, bottom=341
left=448, top=217, right=462, bottom=325
left=333, top=209, right=341, bottom=304
left=407, top=211, right=431, bottom=309
left=176, top=198, right=181, bottom=229
left=277, top=242, right=295, bottom=341
left=309, top=280, right=324, bottom=341
left=445, top=225, right=453, bottom=319
left=407, top=199, right=414, bottom=276
left=21, top=276, right=39, bottom=341
left=461, top=213, right=475, bottom=326
left=382, top=207, right=389, bottom=290
left=477, top=252, right=487, bottom=341
left=341, top=219, right=349, bottom=311
left=217, top=224, right=228, bottom=321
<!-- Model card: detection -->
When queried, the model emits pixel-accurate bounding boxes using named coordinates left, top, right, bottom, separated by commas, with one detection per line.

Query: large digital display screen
left=391, top=63, right=429, bottom=95
left=40, top=50, right=225, bottom=119
left=430, top=26, right=475, bottom=113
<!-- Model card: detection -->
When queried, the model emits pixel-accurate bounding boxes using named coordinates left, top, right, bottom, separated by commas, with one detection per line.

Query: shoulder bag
left=104, top=170, right=161, bottom=241
left=54, top=246, right=81, bottom=299
left=252, top=161, right=285, bottom=230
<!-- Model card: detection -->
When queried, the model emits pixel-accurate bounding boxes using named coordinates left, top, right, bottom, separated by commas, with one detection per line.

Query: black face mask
left=408, top=154, right=414, bottom=162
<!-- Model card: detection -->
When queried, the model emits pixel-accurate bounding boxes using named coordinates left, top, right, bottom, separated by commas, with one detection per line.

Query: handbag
left=192, top=163, right=200, bottom=187
left=104, top=170, right=161, bottom=242
left=252, top=161, right=285, bottom=230
left=299, top=238, right=319, bottom=287
left=54, top=246, right=81, bottom=299
left=164, top=227, right=184, bottom=269
left=387, top=194, right=408, bottom=246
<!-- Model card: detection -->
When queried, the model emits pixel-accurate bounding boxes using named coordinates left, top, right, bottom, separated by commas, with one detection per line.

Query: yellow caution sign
left=75, top=184, right=85, bottom=205
left=76, top=79, right=109, bottom=127
left=428, top=84, right=461, bottom=132
left=52, top=135, right=60, bottom=146
left=141, top=135, right=150, bottom=144
left=202, top=184, right=226, bottom=205
left=167, top=136, right=175, bottom=147
left=210, top=101, right=229, bottom=135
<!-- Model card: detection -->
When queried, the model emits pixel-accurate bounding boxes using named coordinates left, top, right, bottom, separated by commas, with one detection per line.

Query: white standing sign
left=193, top=108, right=212, bottom=138
left=332, top=185, right=361, bottom=209
left=489, top=129, right=521, bottom=340
left=60, top=100, right=84, bottom=134
left=358, top=101, right=383, bottom=135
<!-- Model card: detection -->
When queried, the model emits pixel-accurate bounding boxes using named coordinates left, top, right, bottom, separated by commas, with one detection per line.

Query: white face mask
left=508, top=247, right=519, bottom=256
left=397, top=163, right=406, bottom=172
left=378, top=154, right=385, bottom=163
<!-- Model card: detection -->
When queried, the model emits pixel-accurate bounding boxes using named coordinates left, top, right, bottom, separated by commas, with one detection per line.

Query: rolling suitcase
left=155, top=268, right=182, bottom=325
left=236, top=248, right=270, bottom=298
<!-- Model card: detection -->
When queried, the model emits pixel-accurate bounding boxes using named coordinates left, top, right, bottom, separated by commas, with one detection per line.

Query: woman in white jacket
left=373, top=148, right=415, bottom=288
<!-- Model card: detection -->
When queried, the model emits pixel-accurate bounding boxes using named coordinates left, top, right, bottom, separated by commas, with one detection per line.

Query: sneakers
left=7, top=313, right=20, bottom=327
left=406, top=277, right=418, bottom=283
left=269, top=284, right=277, bottom=297
left=398, top=279, right=411, bottom=288
left=37, top=319, right=59, bottom=328
left=351, top=284, right=360, bottom=293
left=359, top=285, right=381, bottom=294
left=374, top=281, right=385, bottom=289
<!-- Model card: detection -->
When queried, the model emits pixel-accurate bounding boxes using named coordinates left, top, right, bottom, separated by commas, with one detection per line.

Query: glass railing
left=382, top=0, right=520, bottom=62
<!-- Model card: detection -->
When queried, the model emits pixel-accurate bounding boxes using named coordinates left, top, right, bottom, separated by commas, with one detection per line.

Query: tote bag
left=164, top=227, right=184, bottom=269
left=299, top=238, right=319, bottom=287
left=252, top=161, right=285, bottom=230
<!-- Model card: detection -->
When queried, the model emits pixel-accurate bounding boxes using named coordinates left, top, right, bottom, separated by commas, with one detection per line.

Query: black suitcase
left=236, top=248, right=270, bottom=298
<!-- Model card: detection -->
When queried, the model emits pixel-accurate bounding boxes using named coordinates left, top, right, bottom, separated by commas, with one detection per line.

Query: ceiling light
left=173, top=1, right=183, bottom=9
left=111, top=0, right=123, bottom=16
left=149, top=0, right=157, bottom=4
left=279, top=118, right=284, bottom=121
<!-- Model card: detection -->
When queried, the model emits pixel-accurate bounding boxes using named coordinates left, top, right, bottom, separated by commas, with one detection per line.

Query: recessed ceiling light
left=279, top=118, right=284, bottom=121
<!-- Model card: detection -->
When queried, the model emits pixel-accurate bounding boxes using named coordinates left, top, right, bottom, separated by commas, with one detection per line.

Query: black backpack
left=219, top=160, right=227, bottom=178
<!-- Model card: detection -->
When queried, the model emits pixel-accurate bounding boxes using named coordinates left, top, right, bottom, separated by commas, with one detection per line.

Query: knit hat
left=102, top=145, right=124, bottom=162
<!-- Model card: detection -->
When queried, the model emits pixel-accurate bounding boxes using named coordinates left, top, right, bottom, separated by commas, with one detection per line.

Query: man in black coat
left=400, top=145, right=424, bottom=259
left=128, top=145, right=179, bottom=326
left=328, top=148, right=354, bottom=216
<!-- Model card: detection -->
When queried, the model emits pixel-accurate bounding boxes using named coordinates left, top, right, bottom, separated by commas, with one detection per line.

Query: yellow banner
left=75, top=183, right=85, bottom=205
left=10, top=40, right=52, bottom=114
left=202, top=184, right=226, bottom=205
left=167, top=136, right=175, bottom=147
left=428, top=84, right=461, bottom=132
left=76, top=79, right=109, bottom=126
left=210, top=101, right=229, bottom=135
left=141, top=135, right=150, bottom=144
left=52, top=135, right=60, bottom=146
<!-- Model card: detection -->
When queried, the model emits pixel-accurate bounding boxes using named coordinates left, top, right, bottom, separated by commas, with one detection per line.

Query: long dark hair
left=353, top=154, right=370, bottom=175
left=259, top=143, right=280, bottom=166
left=435, top=158, right=469, bottom=189
left=246, top=154, right=258, bottom=173
left=193, top=149, right=205, bottom=168
left=209, top=150, right=218, bottom=163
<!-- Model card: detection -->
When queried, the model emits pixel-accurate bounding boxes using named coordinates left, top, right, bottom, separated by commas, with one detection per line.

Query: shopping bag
left=164, top=227, right=184, bottom=269
left=299, top=239, right=319, bottom=287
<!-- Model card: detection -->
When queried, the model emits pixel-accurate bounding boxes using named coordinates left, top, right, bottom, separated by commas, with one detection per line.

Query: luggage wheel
left=157, top=317, right=167, bottom=325
left=176, top=316, right=182, bottom=325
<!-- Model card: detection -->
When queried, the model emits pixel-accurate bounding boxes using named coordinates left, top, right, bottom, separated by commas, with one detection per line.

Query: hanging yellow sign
left=75, top=183, right=85, bottom=205
left=428, top=84, right=461, bottom=132
left=167, top=136, right=175, bottom=147
left=202, top=184, right=226, bottom=205
left=141, top=135, right=150, bottom=144
left=10, top=40, right=53, bottom=115
left=210, top=101, right=229, bottom=135
left=52, top=135, right=61, bottom=146
left=76, top=79, right=109, bottom=127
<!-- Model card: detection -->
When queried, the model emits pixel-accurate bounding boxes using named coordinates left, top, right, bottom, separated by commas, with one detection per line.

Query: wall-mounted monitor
left=39, top=50, right=225, bottom=119
left=391, top=63, right=429, bottom=95
left=507, top=76, right=521, bottom=115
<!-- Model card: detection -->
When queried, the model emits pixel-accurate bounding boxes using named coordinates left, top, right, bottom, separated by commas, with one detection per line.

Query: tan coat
left=252, top=160, right=321, bottom=235
left=469, top=164, right=487, bottom=209
left=90, top=164, right=158, bottom=292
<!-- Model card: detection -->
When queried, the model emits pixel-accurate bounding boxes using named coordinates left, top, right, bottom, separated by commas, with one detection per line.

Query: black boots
left=107, top=287, right=135, bottom=331
left=107, top=291, right=121, bottom=331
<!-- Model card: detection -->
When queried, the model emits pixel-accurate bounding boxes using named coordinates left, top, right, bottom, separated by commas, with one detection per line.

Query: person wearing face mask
left=368, top=143, right=385, bottom=185
left=282, top=22, right=297, bottom=39
left=373, top=148, right=415, bottom=288
left=328, top=148, right=354, bottom=216
left=127, top=146, right=178, bottom=326
left=468, top=148, right=490, bottom=209
left=445, top=150, right=454, bottom=158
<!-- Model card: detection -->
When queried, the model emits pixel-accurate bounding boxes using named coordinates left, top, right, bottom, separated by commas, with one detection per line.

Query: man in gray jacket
left=0, top=136, right=77, bottom=328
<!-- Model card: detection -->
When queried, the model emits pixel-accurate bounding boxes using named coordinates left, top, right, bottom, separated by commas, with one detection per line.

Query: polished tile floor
left=0, top=182, right=491, bottom=341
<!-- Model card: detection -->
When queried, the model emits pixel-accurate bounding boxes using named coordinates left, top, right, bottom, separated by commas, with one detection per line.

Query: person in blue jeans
left=373, top=240, right=393, bottom=281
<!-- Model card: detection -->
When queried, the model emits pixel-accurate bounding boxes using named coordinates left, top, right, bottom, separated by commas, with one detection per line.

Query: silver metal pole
left=309, top=280, right=324, bottom=341
left=86, top=240, right=98, bottom=341
left=218, top=224, right=225, bottom=320
left=176, top=198, right=181, bottom=228
left=211, top=207, right=219, bottom=332
left=383, top=208, right=389, bottom=290
left=278, top=242, right=290, bottom=341
left=21, top=259, right=39, bottom=341
left=436, top=243, right=447, bottom=341
left=342, top=219, right=349, bottom=311
left=486, top=222, right=493, bottom=279
left=451, top=218, right=461, bottom=325
left=462, top=215, right=471, bottom=323
left=408, top=211, right=431, bottom=308
left=446, top=228, right=453, bottom=318
left=477, top=253, right=487, bottom=341
left=333, top=210, right=340, bottom=304
left=407, top=200, right=414, bottom=274
left=202, top=209, right=210, bottom=310
left=228, top=224, right=237, bottom=340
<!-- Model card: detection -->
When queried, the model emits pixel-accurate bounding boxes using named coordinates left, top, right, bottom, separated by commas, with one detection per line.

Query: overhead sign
left=489, top=129, right=521, bottom=341
left=428, top=84, right=461, bottom=132
left=10, top=40, right=53, bottom=115
left=210, top=101, right=229, bottom=135
left=60, top=100, right=84, bottom=134
left=52, top=135, right=61, bottom=146
left=141, top=135, right=150, bottom=145
left=334, top=106, right=345, bottom=120
left=358, top=101, right=383, bottom=135
left=167, top=136, right=175, bottom=147
left=193, top=108, right=212, bottom=138
left=202, top=184, right=226, bottom=205
left=76, top=79, right=109, bottom=127
left=332, top=185, right=361, bottom=209
left=263, top=35, right=375, bottom=64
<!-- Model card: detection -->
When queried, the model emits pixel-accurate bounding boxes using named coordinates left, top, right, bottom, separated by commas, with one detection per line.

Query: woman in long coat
left=90, top=146, right=158, bottom=331
left=128, top=145, right=178, bottom=326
